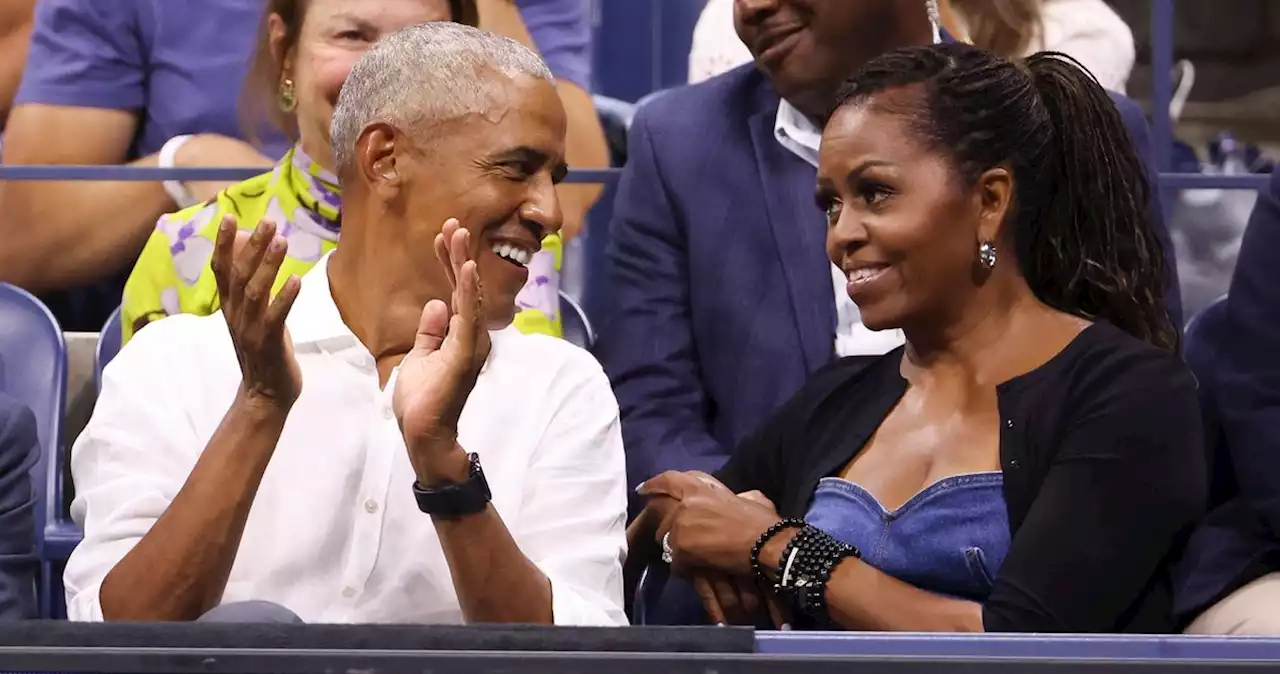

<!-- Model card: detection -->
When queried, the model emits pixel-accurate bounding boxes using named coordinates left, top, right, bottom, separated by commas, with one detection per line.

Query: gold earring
left=278, top=77, right=297, bottom=113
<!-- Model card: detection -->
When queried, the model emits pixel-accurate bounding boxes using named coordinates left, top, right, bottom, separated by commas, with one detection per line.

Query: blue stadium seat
left=95, top=305, right=123, bottom=392
left=0, top=283, right=75, bottom=617
left=593, top=94, right=636, bottom=167
left=559, top=290, right=596, bottom=349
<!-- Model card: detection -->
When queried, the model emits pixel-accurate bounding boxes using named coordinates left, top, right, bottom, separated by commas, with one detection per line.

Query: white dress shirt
left=65, top=254, right=628, bottom=625
left=775, top=101, right=906, bottom=358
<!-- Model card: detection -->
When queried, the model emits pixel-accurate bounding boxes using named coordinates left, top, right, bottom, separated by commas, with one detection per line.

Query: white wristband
left=158, top=134, right=197, bottom=209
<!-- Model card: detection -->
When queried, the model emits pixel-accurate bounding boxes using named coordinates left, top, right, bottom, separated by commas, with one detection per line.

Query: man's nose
left=735, top=0, right=781, bottom=25
left=519, top=182, right=563, bottom=239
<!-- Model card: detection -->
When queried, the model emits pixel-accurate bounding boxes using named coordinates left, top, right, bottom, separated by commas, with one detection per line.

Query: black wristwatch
left=412, top=453, right=491, bottom=518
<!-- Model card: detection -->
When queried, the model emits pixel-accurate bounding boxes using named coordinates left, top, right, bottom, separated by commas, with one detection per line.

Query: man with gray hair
left=63, top=22, right=627, bottom=626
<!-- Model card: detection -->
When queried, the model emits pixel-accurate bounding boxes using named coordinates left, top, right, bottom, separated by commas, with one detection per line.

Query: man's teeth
left=493, top=244, right=533, bottom=267
left=850, top=267, right=884, bottom=283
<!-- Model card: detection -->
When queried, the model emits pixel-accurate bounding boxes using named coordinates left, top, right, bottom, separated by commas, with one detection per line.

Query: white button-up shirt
left=65, top=255, right=628, bottom=625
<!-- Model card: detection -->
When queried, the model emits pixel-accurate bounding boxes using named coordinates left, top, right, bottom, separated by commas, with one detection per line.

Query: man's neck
left=326, top=244, right=444, bottom=384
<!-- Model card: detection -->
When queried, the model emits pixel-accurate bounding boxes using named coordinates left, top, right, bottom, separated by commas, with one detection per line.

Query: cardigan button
left=1005, top=419, right=1015, bottom=428
left=1009, top=459, right=1021, bottom=469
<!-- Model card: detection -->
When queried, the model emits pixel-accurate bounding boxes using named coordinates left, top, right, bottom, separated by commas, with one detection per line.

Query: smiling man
left=63, top=23, right=627, bottom=626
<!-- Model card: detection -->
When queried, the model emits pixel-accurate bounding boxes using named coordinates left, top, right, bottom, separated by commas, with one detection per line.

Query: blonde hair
left=950, top=0, right=1043, bottom=59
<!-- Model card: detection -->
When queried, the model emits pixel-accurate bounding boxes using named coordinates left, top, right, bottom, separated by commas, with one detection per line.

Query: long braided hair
left=831, top=42, right=1177, bottom=352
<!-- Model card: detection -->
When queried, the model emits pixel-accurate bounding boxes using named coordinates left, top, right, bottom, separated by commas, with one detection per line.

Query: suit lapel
left=747, top=103, right=836, bottom=373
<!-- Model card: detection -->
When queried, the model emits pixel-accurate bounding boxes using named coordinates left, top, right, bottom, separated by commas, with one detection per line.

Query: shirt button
left=382, top=406, right=394, bottom=420
left=364, top=498, right=379, bottom=514
left=1005, top=419, right=1015, bottom=428
left=342, top=587, right=356, bottom=598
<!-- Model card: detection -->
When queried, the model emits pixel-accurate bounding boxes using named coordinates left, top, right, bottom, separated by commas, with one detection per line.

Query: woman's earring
left=278, top=77, right=297, bottom=113
left=978, top=241, right=998, bottom=270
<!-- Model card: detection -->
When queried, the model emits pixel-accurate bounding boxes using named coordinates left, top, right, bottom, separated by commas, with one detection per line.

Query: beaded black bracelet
left=776, top=524, right=860, bottom=626
left=750, top=518, right=806, bottom=581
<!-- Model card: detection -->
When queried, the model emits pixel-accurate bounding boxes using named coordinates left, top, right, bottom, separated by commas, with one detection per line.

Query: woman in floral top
left=123, top=0, right=570, bottom=343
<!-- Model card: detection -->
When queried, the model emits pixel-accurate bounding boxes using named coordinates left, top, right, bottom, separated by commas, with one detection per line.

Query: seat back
left=94, top=306, right=123, bottom=391
left=0, top=285, right=69, bottom=617
left=0, top=285, right=66, bottom=543
left=1183, top=294, right=1236, bottom=506
left=593, top=95, right=636, bottom=167
left=559, top=291, right=596, bottom=349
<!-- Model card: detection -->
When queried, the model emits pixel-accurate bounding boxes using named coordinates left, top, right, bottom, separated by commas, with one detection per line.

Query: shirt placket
left=333, top=355, right=398, bottom=615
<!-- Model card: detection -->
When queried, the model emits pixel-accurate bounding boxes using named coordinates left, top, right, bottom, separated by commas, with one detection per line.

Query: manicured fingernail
left=715, top=622, right=726, bottom=627
left=634, top=482, right=646, bottom=493
left=269, top=238, right=285, bottom=253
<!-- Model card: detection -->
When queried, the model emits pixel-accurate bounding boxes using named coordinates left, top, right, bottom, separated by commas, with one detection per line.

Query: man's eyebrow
left=488, top=146, right=551, bottom=164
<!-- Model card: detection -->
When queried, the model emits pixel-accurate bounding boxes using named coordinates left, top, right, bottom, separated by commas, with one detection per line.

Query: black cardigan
left=715, top=322, right=1207, bottom=633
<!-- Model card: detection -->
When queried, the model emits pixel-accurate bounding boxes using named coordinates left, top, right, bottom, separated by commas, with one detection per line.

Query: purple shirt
left=15, top=0, right=594, bottom=160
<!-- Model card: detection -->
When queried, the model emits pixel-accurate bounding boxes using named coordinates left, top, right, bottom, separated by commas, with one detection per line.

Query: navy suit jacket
left=0, top=393, right=38, bottom=620
left=1174, top=168, right=1280, bottom=625
left=596, top=65, right=1182, bottom=514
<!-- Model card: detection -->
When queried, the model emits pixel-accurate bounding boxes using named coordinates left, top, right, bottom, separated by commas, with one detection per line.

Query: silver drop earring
left=978, top=241, right=998, bottom=270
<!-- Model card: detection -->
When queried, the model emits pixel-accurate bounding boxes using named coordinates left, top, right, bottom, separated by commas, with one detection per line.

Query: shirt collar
left=773, top=99, right=823, bottom=168
left=285, top=252, right=505, bottom=374
left=285, top=252, right=356, bottom=347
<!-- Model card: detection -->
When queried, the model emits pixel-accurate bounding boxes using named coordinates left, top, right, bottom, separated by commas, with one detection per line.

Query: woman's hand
left=211, top=216, right=302, bottom=410
left=659, top=487, right=782, bottom=578
left=393, top=219, right=493, bottom=486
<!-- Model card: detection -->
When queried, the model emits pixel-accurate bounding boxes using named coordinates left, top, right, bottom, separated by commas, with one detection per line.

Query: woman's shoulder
left=1032, top=322, right=1199, bottom=427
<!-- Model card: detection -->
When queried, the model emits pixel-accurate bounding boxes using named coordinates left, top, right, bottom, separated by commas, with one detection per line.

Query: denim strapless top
left=804, top=473, right=1011, bottom=601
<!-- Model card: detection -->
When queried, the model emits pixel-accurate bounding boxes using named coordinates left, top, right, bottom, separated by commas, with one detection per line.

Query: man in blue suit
left=0, top=392, right=37, bottom=620
left=596, top=0, right=1182, bottom=515
left=1175, top=168, right=1280, bottom=634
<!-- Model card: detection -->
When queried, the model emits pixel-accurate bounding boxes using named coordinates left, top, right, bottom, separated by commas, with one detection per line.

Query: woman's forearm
left=760, top=530, right=984, bottom=632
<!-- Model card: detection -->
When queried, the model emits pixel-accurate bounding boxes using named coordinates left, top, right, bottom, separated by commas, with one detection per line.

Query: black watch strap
left=412, top=453, right=491, bottom=518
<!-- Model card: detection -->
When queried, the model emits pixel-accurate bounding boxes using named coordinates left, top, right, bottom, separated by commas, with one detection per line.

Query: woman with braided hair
left=629, top=42, right=1205, bottom=633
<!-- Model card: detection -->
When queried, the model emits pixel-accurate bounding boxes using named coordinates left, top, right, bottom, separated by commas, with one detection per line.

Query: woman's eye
left=824, top=200, right=842, bottom=223
left=859, top=184, right=891, bottom=207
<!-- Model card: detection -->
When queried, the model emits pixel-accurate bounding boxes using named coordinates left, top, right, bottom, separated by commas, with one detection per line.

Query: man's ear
left=356, top=123, right=403, bottom=196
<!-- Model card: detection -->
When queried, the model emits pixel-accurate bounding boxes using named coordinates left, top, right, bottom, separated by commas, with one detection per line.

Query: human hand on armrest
left=631, top=471, right=788, bottom=626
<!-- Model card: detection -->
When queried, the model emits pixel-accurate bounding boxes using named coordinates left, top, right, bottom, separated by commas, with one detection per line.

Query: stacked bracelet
left=774, top=524, right=860, bottom=626
left=749, top=518, right=806, bottom=580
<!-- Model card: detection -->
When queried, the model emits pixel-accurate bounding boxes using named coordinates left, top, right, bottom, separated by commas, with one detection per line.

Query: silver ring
left=660, top=532, right=674, bottom=564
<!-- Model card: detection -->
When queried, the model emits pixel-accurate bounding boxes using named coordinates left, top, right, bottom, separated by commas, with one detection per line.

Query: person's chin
left=854, top=304, right=901, bottom=333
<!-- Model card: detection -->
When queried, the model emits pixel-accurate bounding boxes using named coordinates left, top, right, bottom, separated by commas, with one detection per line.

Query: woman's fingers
left=692, top=575, right=727, bottom=626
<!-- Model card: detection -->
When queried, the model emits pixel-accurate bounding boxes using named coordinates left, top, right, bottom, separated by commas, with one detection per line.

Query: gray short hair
left=330, top=22, right=554, bottom=172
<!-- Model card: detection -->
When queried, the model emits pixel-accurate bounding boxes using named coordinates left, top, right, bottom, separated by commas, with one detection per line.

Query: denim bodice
left=804, top=473, right=1011, bottom=601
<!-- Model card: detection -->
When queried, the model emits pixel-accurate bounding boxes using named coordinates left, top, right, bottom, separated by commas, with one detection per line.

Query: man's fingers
left=241, top=235, right=287, bottom=320
left=448, top=223, right=470, bottom=285
left=211, top=215, right=238, bottom=304
left=264, top=274, right=301, bottom=330
left=434, top=231, right=456, bottom=291
left=229, top=220, right=276, bottom=312
left=693, top=576, right=727, bottom=626
left=413, top=299, right=450, bottom=353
